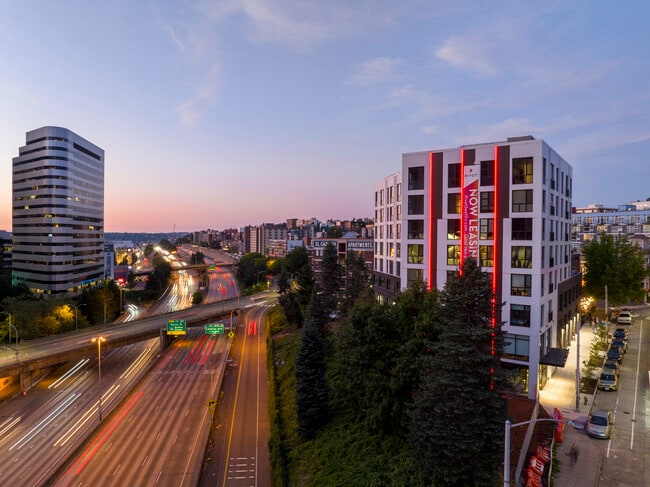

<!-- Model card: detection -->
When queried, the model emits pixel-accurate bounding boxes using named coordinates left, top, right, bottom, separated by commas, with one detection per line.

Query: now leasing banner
left=462, top=164, right=479, bottom=261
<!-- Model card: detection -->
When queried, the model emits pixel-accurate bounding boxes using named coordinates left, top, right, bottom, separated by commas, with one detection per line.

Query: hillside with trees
left=269, top=250, right=508, bottom=486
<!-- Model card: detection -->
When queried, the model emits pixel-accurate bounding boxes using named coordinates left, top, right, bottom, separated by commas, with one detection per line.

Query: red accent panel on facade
left=493, top=144, right=510, bottom=324
left=427, top=152, right=444, bottom=290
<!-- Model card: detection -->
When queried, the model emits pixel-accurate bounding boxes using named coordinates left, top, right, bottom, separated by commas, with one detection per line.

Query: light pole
left=256, top=270, right=266, bottom=286
left=91, top=336, right=106, bottom=421
left=2, top=312, right=18, bottom=360
left=504, top=418, right=567, bottom=486
left=229, top=308, right=238, bottom=331
left=70, top=304, right=86, bottom=333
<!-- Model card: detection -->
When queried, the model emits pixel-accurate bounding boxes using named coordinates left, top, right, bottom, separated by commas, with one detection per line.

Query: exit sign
left=205, top=323, right=225, bottom=335
left=167, top=319, right=186, bottom=335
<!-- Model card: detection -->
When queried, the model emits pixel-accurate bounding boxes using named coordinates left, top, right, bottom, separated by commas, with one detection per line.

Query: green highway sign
left=205, top=323, right=225, bottom=335
left=167, top=319, right=186, bottom=335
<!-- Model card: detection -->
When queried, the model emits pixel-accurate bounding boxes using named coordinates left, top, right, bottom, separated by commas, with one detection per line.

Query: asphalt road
left=201, top=302, right=273, bottom=487
left=0, top=338, right=160, bottom=486
left=52, top=327, right=230, bottom=486
left=590, top=307, right=649, bottom=485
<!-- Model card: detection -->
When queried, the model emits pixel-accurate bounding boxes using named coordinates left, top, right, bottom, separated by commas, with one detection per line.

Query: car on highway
left=616, top=309, right=632, bottom=324
left=598, top=371, right=619, bottom=391
left=587, top=409, right=613, bottom=439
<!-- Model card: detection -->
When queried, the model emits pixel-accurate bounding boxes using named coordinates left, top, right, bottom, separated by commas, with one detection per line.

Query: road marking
left=630, top=318, right=643, bottom=450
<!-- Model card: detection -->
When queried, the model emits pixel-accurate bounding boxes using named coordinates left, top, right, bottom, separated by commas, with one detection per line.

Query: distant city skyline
left=1, top=1, right=649, bottom=232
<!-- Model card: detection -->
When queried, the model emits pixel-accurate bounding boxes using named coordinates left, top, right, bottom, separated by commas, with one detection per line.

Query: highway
left=0, top=338, right=160, bottom=486
left=53, top=327, right=231, bottom=486
left=200, top=303, right=273, bottom=486
left=590, top=307, right=649, bottom=486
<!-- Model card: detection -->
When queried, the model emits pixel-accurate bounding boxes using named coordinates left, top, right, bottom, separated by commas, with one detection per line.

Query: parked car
left=603, top=359, right=620, bottom=374
left=611, top=338, right=627, bottom=353
left=598, top=371, right=619, bottom=391
left=617, top=309, right=632, bottom=324
left=613, top=328, right=628, bottom=342
left=607, top=347, right=623, bottom=363
left=587, top=410, right=613, bottom=439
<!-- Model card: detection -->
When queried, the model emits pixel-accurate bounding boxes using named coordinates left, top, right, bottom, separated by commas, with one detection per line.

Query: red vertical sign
left=462, top=164, right=479, bottom=262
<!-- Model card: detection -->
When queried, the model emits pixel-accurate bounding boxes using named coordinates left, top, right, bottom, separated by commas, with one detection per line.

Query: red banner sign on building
left=462, top=164, right=479, bottom=262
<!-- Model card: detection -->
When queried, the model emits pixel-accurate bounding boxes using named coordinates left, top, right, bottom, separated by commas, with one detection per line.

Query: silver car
left=598, top=371, right=618, bottom=391
left=587, top=410, right=613, bottom=439
left=617, top=310, right=632, bottom=324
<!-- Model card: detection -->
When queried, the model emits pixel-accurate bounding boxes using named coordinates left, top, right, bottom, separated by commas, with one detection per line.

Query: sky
left=1, top=1, right=649, bottom=233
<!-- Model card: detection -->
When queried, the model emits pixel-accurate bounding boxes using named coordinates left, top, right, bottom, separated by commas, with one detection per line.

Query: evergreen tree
left=295, top=290, right=329, bottom=439
left=408, top=258, right=507, bottom=486
left=341, top=250, right=370, bottom=315
left=319, top=242, right=341, bottom=316
left=278, top=291, right=304, bottom=327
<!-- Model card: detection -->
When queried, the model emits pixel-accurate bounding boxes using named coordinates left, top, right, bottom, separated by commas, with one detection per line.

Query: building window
left=407, top=244, right=424, bottom=264
left=407, top=268, right=422, bottom=284
left=511, top=246, right=532, bottom=268
left=397, top=183, right=401, bottom=202
left=408, top=220, right=424, bottom=239
left=503, top=334, right=530, bottom=360
left=408, top=166, right=425, bottom=190
left=447, top=245, right=460, bottom=265
left=448, top=193, right=461, bottom=214
left=480, top=191, right=494, bottom=212
left=512, top=157, right=533, bottom=184
left=512, top=218, right=533, bottom=240
left=480, top=160, right=494, bottom=186
left=479, top=245, right=493, bottom=267
left=447, top=219, right=460, bottom=240
left=480, top=218, right=494, bottom=240
left=446, top=270, right=459, bottom=281
left=448, top=163, right=461, bottom=188
left=408, top=195, right=424, bottom=215
left=511, top=274, right=532, bottom=296
left=510, top=304, right=531, bottom=327
left=512, top=189, right=533, bottom=212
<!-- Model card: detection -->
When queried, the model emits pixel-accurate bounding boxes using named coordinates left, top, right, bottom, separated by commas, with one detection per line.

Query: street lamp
left=70, top=304, right=86, bottom=333
left=256, top=270, right=266, bottom=286
left=2, top=312, right=18, bottom=360
left=229, top=308, right=237, bottom=331
left=504, top=417, right=567, bottom=486
left=91, top=336, right=106, bottom=421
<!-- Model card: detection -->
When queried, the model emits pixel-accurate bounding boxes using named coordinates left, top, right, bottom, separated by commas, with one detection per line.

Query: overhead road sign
left=205, top=323, right=225, bottom=335
left=167, top=319, right=186, bottom=335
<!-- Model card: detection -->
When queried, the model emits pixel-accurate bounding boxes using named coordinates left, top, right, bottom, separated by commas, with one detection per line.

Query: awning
left=540, top=348, right=569, bottom=367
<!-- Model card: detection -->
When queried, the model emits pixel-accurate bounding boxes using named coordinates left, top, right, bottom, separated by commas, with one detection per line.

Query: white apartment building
left=12, top=126, right=105, bottom=294
left=375, top=136, right=581, bottom=400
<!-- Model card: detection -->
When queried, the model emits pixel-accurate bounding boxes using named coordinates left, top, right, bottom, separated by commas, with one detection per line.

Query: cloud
left=176, top=62, right=221, bottom=129
left=435, top=34, right=501, bottom=76
left=347, top=57, right=401, bottom=86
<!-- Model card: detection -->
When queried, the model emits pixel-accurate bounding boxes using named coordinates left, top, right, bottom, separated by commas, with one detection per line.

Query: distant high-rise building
left=12, top=126, right=105, bottom=294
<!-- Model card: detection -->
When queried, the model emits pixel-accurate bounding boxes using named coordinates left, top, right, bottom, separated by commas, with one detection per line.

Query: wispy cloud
left=347, top=57, right=401, bottom=86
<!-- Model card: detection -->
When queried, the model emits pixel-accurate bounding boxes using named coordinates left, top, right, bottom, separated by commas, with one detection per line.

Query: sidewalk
left=538, top=322, right=602, bottom=486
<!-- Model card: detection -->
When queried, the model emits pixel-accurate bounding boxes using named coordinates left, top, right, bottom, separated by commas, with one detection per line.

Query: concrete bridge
left=0, top=298, right=243, bottom=392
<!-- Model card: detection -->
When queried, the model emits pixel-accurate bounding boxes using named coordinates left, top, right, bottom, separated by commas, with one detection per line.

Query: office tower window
left=479, top=245, right=493, bottom=267
left=479, top=218, right=494, bottom=240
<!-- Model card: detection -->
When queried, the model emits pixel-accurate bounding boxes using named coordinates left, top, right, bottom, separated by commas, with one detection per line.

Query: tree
left=583, top=233, right=647, bottom=305
left=408, top=258, right=507, bottom=486
left=236, top=253, right=268, bottom=288
left=340, top=250, right=370, bottom=315
left=278, top=291, right=304, bottom=327
left=326, top=226, right=343, bottom=238
left=319, top=242, right=341, bottom=316
left=295, top=290, right=329, bottom=439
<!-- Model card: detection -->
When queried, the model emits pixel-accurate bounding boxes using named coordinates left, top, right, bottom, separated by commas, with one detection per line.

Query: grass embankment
left=266, top=306, right=416, bottom=487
